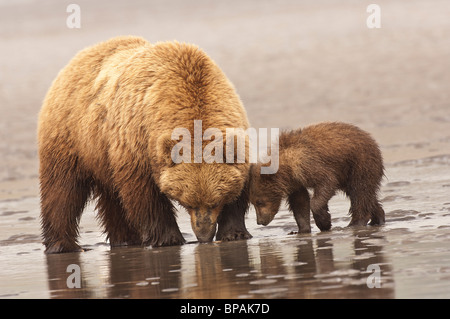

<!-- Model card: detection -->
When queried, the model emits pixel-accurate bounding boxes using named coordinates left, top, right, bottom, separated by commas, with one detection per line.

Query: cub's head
left=249, top=163, right=283, bottom=226
left=156, top=133, right=249, bottom=242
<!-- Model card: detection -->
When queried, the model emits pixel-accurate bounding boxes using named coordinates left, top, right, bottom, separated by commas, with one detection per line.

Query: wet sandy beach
left=1, top=0, right=450, bottom=299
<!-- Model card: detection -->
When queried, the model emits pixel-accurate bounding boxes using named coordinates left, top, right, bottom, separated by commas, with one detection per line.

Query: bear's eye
left=209, top=204, right=218, bottom=210
left=255, top=200, right=265, bottom=207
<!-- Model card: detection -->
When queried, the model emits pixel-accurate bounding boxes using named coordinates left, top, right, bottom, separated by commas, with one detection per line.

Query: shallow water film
left=1, top=0, right=450, bottom=299
left=2, top=159, right=450, bottom=298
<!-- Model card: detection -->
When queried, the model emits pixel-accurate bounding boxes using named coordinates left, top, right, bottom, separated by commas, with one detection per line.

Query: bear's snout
left=195, top=224, right=217, bottom=243
left=188, top=207, right=220, bottom=243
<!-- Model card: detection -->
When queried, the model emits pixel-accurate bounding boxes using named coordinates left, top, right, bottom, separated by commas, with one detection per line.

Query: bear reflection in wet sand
left=38, top=36, right=252, bottom=253
left=250, top=122, right=385, bottom=232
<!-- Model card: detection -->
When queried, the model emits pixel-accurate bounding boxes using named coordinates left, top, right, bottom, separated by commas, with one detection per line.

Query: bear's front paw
left=216, top=229, right=252, bottom=242
left=147, top=231, right=186, bottom=247
left=44, top=241, right=83, bottom=254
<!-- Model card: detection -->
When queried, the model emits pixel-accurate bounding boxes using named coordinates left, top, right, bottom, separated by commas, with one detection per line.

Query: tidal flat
left=1, top=0, right=450, bottom=299
left=1, top=158, right=450, bottom=298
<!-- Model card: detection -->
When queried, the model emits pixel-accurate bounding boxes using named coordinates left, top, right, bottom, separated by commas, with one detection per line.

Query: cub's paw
left=312, top=211, right=332, bottom=231
left=368, top=217, right=385, bottom=226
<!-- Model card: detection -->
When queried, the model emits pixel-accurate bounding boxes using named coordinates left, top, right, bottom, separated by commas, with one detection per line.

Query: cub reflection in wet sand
left=249, top=122, right=385, bottom=232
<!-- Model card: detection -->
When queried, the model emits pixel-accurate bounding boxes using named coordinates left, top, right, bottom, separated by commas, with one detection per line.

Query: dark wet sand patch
left=385, top=181, right=411, bottom=187
left=393, top=154, right=450, bottom=167
left=1, top=210, right=28, bottom=216
left=382, top=195, right=414, bottom=202
left=0, top=234, right=41, bottom=246
left=18, top=216, right=35, bottom=221
left=386, top=209, right=419, bottom=222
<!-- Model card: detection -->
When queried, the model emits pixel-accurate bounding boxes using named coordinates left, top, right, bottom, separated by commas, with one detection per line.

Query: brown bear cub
left=250, top=122, right=385, bottom=233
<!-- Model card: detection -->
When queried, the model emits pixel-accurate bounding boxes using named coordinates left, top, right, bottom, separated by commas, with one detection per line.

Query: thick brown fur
left=249, top=122, right=385, bottom=232
left=38, top=36, right=252, bottom=253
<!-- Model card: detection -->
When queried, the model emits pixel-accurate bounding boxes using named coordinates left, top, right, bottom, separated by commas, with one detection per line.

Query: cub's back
left=279, top=122, right=383, bottom=185
left=300, top=122, right=379, bottom=154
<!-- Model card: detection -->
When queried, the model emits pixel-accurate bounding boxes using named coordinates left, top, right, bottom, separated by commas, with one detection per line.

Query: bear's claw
left=216, top=229, right=252, bottom=242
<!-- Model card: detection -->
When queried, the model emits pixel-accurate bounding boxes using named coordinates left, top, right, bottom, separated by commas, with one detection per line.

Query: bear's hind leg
left=94, top=185, right=141, bottom=247
left=369, top=200, right=385, bottom=226
left=40, top=157, right=91, bottom=254
left=288, top=186, right=311, bottom=233
left=348, top=193, right=385, bottom=227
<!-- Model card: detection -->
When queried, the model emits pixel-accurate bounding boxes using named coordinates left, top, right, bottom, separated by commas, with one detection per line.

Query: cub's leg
left=94, top=185, right=141, bottom=247
left=288, top=186, right=311, bottom=233
left=310, top=186, right=334, bottom=231
left=40, top=156, right=91, bottom=254
left=216, top=181, right=252, bottom=241
left=115, top=167, right=185, bottom=247
left=369, top=200, right=385, bottom=226
left=348, top=193, right=385, bottom=227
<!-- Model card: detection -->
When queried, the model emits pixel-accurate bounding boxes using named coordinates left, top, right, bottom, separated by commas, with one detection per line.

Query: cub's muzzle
left=255, top=207, right=276, bottom=226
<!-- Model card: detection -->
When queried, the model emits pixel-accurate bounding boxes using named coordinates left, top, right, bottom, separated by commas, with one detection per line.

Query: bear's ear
left=156, top=132, right=192, bottom=167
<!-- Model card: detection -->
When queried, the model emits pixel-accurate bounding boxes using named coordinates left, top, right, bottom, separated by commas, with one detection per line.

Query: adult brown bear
left=38, top=36, right=252, bottom=253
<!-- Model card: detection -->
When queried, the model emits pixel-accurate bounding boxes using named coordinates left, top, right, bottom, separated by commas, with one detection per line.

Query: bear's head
left=249, top=163, right=283, bottom=226
left=156, top=133, right=249, bottom=242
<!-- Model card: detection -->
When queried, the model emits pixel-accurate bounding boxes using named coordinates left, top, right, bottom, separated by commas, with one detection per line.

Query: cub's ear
left=156, top=130, right=191, bottom=167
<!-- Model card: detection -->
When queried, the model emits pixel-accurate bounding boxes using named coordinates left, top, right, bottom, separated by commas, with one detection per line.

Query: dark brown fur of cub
left=250, top=122, right=385, bottom=232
